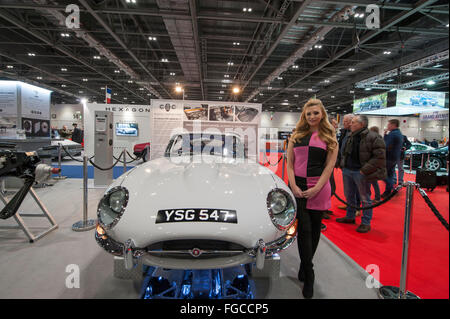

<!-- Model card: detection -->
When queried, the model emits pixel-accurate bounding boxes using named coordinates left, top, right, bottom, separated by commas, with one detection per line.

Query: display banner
left=353, top=92, right=388, bottom=113
left=150, top=100, right=262, bottom=161
left=20, top=82, right=51, bottom=120
left=420, top=110, right=449, bottom=121
left=396, top=90, right=446, bottom=108
left=0, top=81, right=18, bottom=116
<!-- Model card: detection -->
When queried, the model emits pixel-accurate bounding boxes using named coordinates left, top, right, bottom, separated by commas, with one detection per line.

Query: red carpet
left=260, top=152, right=449, bottom=299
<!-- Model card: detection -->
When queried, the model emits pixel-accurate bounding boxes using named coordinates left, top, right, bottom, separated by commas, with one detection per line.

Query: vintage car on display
left=404, top=143, right=448, bottom=171
left=37, top=138, right=83, bottom=160
left=95, top=132, right=297, bottom=272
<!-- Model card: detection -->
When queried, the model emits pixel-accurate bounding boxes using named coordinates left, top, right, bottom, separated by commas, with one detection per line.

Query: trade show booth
left=83, top=100, right=262, bottom=160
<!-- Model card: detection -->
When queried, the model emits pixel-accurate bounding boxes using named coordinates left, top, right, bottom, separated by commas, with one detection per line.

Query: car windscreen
left=165, top=134, right=245, bottom=158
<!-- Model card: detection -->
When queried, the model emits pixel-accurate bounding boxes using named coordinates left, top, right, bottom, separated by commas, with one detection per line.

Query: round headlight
left=98, top=187, right=129, bottom=229
left=267, top=189, right=296, bottom=230
left=270, top=192, right=288, bottom=215
left=109, top=190, right=126, bottom=213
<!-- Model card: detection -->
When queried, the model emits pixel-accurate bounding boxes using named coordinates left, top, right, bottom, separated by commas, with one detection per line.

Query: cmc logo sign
left=160, top=103, right=177, bottom=112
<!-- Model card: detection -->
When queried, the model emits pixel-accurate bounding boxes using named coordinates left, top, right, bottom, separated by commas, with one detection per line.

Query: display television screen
left=353, top=92, right=388, bottom=113
left=116, top=123, right=138, bottom=137
left=396, top=90, right=446, bottom=108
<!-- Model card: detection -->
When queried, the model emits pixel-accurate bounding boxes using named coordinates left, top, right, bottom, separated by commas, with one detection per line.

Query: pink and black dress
left=292, top=131, right=331, bottom=212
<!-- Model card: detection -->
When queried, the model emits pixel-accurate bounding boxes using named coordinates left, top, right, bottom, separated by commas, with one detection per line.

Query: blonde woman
left=287, top=99, right=338, bottom=299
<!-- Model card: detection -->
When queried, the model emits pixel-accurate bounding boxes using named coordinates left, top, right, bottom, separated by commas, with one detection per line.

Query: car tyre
left=425, top=157, right=441, bottom=171
left=142, top=149, right=147, bottom=162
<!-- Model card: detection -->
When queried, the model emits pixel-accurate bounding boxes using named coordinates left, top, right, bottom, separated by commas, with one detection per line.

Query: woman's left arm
left=303, top=143, right=339, bottom=199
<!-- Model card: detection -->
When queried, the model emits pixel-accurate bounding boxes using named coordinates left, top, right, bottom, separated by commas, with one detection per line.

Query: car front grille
left=146, top=239, right=246, bottom=251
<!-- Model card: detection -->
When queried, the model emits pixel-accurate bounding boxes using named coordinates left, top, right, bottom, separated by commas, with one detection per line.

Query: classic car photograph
left=235, top=106, right=259, bottom=123
left=95, top=132, right=297, bottom=272
left=410, top=95, right=438, bottom=106
left=184, top=106, right=209, bottom=120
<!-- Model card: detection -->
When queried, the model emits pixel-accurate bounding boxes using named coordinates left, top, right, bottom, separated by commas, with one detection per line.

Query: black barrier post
left=378, top=182, right=420, bottom=299
left=281, top=154, right=286, bottom=181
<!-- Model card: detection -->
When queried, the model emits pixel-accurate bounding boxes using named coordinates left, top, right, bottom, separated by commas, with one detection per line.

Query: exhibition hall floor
left=0, top=178, right=379, bottom=299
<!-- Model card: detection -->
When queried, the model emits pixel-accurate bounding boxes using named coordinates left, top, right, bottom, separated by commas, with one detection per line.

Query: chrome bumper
left=95, top=220, right=298, bottom=271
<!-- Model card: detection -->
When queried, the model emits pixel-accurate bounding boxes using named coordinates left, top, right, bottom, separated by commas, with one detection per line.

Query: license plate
left=156, top=209, right=237, bottom=224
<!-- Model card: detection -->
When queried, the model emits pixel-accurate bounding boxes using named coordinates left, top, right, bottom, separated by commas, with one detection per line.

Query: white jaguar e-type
left=95, top=132, right=297, bottom=271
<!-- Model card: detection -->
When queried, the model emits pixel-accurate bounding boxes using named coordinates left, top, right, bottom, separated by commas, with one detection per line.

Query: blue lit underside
left=141, top=265, right=254, bottom=299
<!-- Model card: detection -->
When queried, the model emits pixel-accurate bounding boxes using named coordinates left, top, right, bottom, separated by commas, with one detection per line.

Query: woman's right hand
left=292, top=185, right=304, bottom=198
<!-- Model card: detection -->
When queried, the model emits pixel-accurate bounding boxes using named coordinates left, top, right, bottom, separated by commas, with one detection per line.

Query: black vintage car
left=404, top=143, right=448, bottom=171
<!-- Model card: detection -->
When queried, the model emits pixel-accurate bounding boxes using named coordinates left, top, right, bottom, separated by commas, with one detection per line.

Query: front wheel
left=425, top=157, right=441, bottom=171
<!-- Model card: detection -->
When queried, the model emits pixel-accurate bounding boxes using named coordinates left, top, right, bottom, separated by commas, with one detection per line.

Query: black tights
left=296, top=198, right=323, bottom=276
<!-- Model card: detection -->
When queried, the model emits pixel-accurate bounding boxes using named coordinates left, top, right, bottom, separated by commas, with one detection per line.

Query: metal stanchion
left=420, top=153, right=424, bottom=169
left=72, top=155, right=96, bottom=231
left=53, top=143, right=67, bottom=180
left=378, top=182, right=420, bottom=299
left=281, top=154, right=286, bottom=181
left=123, top=148, right=127, bottom=175
left=409, top=154, right=413, bottom=173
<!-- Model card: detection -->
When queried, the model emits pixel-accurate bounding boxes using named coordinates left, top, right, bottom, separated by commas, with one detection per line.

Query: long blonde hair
left=290, top=99, right=338, bottom=151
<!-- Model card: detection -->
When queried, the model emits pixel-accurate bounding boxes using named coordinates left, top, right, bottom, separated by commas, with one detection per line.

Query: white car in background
left=37, top=139, right=82, bottom=160
left=95, top=132, right=297, bottom=271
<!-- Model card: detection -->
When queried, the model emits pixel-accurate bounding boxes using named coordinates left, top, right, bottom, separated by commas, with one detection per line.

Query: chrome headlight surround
left=97, top=186, right=129, bottom=230
left=267, top=188, right=296, bottom=230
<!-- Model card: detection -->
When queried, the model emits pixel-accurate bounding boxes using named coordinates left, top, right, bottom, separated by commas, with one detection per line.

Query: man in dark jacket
left=336, top=115, right=387, bottom=233
left=382, top=119, right=403, bottom=198
left=71, top=123, right=83, bottom=144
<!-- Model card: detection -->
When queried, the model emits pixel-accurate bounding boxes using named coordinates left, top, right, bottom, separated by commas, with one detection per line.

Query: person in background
left=336, top=115, right=386, bottom=233
left=396, top=135, right=412, bottom=185
left=382, top=119, right=403, bottom=198
left=324, top=116, right=339, bottom=220
left=59, top=125, right=71, bottom=139
left=71, top=123, right=83, bottom=144
left=368, top=126, right=382, bottom=203
left=336, top=114, right=361, bottom=215
left=330, top=117, right=339, bottom=131
left=287, top=98, right=338, bottom=299
left=431, top=139, right=439, bottom=148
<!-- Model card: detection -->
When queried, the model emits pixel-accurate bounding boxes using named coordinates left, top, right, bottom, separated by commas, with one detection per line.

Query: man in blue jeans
left=382, top=119, right=404, bottom=198
left=336, top=115, right=387, bottom=233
